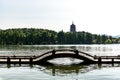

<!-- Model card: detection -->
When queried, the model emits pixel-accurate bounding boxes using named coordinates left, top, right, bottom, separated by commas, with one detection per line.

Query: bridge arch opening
left=47, top=57, right=83, bottom=65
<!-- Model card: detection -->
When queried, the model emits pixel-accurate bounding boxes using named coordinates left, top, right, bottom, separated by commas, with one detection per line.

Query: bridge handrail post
left=98, top=57, right=101, bottom=63
left=112, top=58, right=114, bottom=63
left=74, top=49, right=79, bottom=55
left=7, top=57, right=10, bottom=64
left=19, top=58, right=21, bottom=63
left=52, top=49, right=56, bottom=56
left=29, top=57, right=33, bottom=64
left=94, top=55, right=97, bottom=59
left=13, top=55, right=16, bottom=58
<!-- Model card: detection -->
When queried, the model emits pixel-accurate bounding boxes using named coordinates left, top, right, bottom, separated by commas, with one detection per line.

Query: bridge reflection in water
left=0, top=63, right=120, bottom=76
left=42, top=63, right=119, bottom=76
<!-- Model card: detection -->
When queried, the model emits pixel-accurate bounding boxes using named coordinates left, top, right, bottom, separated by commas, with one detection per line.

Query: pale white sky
left=0, top=0, right=120, bottom=36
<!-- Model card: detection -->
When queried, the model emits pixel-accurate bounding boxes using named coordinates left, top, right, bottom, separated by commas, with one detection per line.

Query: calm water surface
left=0, top=44, right=120, bottom=80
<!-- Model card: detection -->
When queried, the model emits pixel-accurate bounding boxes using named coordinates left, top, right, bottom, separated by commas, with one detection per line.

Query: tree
left=57, top=31, right=65, bottom=44
left=105, top=39, right=112, bottom=44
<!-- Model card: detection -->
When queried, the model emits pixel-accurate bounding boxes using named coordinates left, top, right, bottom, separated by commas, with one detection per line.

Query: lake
left=0, top=44, right=120, bottom=80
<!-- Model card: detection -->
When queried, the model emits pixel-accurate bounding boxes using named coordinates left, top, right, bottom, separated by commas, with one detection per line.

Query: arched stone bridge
left=0, top=49, right=120, bottom=64
left=33, top=49, right=96, bottom=64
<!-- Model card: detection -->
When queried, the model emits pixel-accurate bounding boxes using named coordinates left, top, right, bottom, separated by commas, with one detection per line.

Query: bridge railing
left=0, top=49, right=97, bottom=63
left=94, top=56, right=120, bottom=59
left=55, top=49, right=95, bottom=60
left=77, top=51, right=96, bottom=61
left=32, top=49, right=96, bottom=62
left=32, top=50, right=53, bottom=61
left=33, top=49, right=76, bottom=62
left=0, top=56, right=32, bottom=59
left=78, top=51, right=94, bottom=58
left=0, top=55, right=35, bottom=63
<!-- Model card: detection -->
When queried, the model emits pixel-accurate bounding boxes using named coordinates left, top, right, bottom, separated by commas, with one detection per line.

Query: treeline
left=0, top=28, right=118, bottom=45
left=0, top=28, right=57, bottom=45
left=57, top=31, right=117, bottom=44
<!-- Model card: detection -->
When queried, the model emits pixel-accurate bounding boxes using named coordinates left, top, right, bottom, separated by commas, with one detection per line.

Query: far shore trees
left=0, top=28, right=118, bottom=45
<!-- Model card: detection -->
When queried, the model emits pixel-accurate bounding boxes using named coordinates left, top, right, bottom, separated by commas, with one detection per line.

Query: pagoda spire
left=72, top=21, right=74, bottom=24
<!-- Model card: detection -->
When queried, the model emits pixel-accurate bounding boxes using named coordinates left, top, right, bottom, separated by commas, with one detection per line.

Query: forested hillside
left=0, top=28, right=118, bottom=45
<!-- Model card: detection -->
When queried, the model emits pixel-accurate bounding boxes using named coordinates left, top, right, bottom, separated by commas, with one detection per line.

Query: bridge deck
left=0, top=49, right=119, bottom=64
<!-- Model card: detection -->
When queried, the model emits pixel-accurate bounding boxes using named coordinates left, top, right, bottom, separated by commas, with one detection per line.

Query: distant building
left=70, top=22, right=76, bottom=32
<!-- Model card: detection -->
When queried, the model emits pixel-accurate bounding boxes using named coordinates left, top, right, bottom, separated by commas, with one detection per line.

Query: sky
left=0, top=0, right=120, bottom=36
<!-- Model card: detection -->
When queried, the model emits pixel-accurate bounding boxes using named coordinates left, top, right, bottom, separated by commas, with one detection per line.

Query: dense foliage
left=0, top=28, right=57, bottom=45
left=0, top=28, right=118, bottom=45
